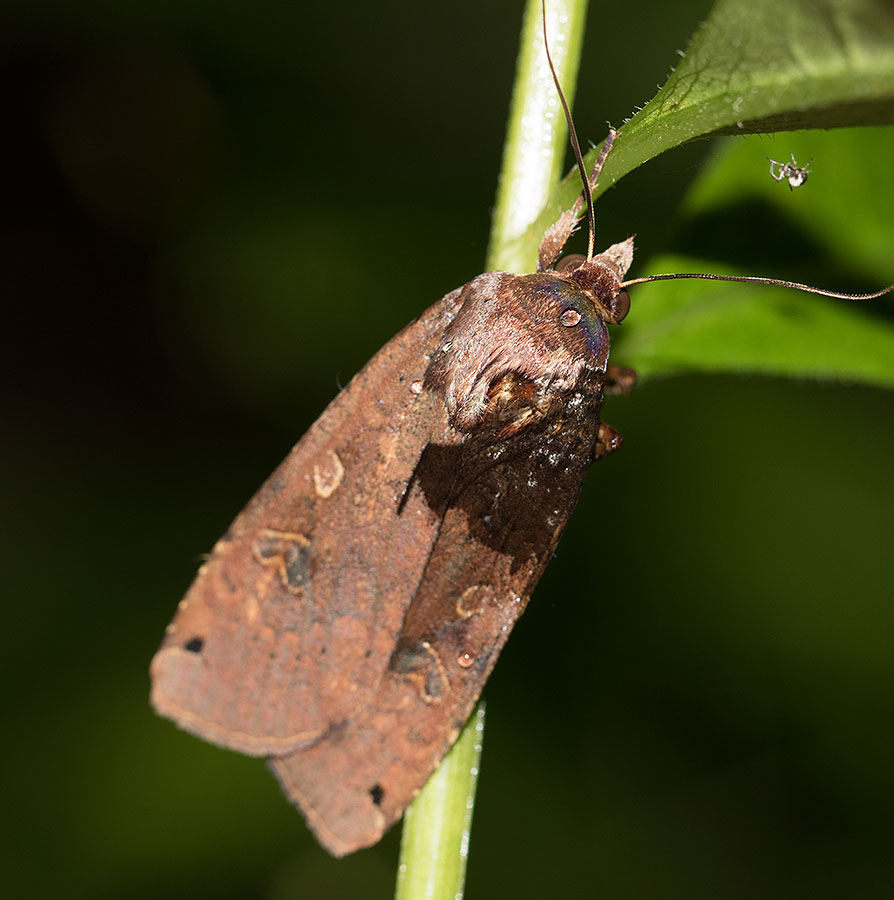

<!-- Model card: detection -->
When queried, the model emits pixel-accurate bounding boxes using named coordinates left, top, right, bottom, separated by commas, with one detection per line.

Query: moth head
left=556, top=237, right=634, bottom=325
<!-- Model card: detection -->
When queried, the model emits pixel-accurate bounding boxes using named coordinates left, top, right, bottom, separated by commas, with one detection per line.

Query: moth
left=150, top=129, right=636, bottom=856
left=151, top=3, right=892, bottom=858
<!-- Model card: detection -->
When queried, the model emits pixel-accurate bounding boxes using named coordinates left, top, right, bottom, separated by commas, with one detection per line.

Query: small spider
left=766, top=152, right=812, bottom=190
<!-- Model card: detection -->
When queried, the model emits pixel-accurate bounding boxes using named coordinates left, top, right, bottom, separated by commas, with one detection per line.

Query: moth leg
left=604, top=364, right=636, bottom=396
left=594, top=422, right=623, bottom=460
left=537, top=129, right=619, bottom=272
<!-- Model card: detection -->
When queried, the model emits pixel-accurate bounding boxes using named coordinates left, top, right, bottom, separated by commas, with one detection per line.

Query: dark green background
left=4, top=0, right=893, bottom=897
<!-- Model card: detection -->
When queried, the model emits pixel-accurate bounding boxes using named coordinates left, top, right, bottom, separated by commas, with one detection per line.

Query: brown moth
left=150, top=129, right=632, bottom=855
left=151, top=3, right=892, bottom=858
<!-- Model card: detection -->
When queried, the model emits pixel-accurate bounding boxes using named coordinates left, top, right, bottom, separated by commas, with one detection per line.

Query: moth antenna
left=618, top=271, right=894, bottom=301
left=541, top=0, right=596, bottom=260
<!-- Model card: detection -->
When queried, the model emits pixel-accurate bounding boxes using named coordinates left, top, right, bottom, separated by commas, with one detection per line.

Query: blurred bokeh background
left=4, top=0, right=893, bottom=897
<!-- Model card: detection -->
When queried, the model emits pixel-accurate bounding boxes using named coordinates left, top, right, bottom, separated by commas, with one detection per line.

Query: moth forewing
left=150, top=290, right=465, bottom=756
left=270, top=348, right=607, bottom=855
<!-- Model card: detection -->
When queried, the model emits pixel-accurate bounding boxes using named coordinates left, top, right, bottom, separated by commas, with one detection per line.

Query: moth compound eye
left=606, top=288, right=630, bottom=323
left=560, top=308, right=582, bottom=327
left=555, top=253, right=586, bottom=274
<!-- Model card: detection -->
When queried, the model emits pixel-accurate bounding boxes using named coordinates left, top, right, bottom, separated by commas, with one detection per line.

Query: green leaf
left=613, top=127, right=894, bottom=385
left=509, top=0, right=894, bottom=271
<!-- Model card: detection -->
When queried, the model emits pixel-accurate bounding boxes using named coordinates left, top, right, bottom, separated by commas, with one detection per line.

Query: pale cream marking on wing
left=456, top=584, right=491, bottom=618
left=258, top=529, right=312, bottom=544
left=313, top=450, right=345, bottom=498
left=418, top=641, right=450, bottom=704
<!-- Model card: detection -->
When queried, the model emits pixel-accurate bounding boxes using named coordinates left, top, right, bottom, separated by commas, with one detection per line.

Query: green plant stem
left=393, top=3, right=590, bottom=899
left=489, top=0, right=590, bottom=273
left=395, top=705, right=485, bottom=900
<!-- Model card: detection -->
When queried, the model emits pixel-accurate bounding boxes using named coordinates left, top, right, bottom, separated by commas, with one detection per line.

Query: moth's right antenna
left=541, top=0, right=596, bottom=261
